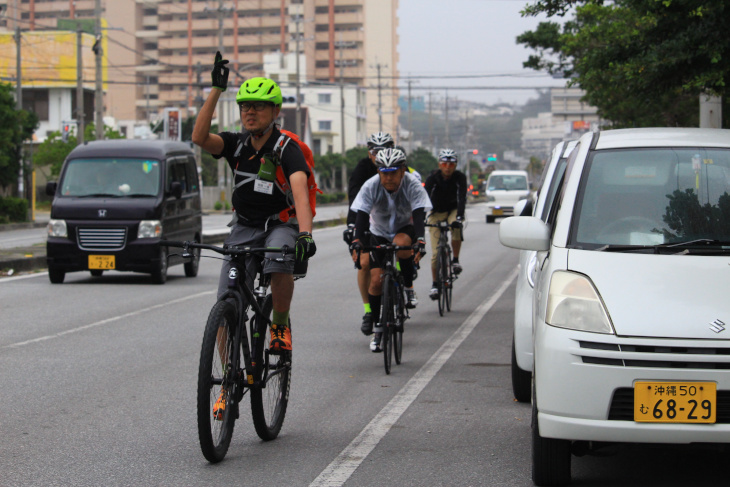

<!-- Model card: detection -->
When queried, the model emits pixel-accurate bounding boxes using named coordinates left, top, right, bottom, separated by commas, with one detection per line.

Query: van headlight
left=138, top=220, right=162, bottom=239
left=47, top=219, right=67, bottom=238
left=545, top=271, right=614, bottom=334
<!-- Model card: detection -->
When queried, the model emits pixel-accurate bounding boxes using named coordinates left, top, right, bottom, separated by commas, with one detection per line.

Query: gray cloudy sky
left=396, top=0, right=566, bottom=106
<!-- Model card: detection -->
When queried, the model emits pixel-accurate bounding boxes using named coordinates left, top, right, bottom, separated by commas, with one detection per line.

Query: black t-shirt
left=346, top=157, right=378, bottom=225
left=213, top=128, right=309, bottom=225
left=424, top=169, right=467, bottom=219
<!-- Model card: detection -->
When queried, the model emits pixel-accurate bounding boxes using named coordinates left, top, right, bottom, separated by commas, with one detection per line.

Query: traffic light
left=472, top=149, right=479, bottom=155
left=61, top=123, right=70, bottom=142
left=487, top=153, right=498, bottom=162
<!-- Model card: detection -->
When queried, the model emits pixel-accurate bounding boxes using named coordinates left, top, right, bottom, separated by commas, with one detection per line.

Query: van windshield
left=489, top=175, right=528, bottom=191
left=59, top=158, right=161, bottom=197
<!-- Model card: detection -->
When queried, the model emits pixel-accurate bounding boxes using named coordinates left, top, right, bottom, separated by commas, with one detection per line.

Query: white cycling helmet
left=367, top=132, right=395, bottom=149
left=438, top=149, right=458, bottom=163
left=374, top=148, right=407, bottom=172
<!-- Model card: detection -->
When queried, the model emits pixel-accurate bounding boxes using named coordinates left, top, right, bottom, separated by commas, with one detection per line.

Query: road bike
left=355, top=243, right=414, bottom=374
left=161, top=240, right=293, bottom=463
left=425, top=221, right=459, bottom=316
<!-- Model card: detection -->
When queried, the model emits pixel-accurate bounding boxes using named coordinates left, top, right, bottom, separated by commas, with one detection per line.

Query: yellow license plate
left=634, top=381, right=716, bottom=423
left=88, top=255, right=115, bottom=270
left=492, top=208, right=503, bottom=216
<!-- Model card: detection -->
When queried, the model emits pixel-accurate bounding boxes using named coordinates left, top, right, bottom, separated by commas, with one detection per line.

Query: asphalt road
left=1, top=204, right=727, bottom=486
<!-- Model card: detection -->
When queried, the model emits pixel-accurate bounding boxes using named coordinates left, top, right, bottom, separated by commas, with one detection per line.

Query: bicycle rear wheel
left=380, top=275, right=394, bottom=375
left=198, top=300, right=238, bottom=463
left=394, top=282, right=404, bottom=364
left=251, top=294, right=292, bottom=441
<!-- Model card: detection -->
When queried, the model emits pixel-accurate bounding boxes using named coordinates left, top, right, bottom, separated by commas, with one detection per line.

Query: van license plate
left=89, top=255, right=115, bottom=270
left=634, top=381, right=716, bottom=423
left=492, top=208, right=503, bottom=216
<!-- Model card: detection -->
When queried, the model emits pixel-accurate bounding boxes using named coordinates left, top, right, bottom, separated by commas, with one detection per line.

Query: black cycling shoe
left=361, top=313, right=373, bottom=336
left=453, top=261, right=463, bottom=275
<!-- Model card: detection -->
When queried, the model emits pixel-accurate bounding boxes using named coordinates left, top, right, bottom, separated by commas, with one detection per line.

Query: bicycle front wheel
left=443, top=247, right=453, bottom=312
left=437, top=247, right=448, bottom=316
left=251, top=294, right=292, bottom=441
left=380, top=275, right=394, bottom=375
left=198, top=300, right=238, bottom=463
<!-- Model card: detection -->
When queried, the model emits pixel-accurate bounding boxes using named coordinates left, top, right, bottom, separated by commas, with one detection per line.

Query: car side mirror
left=170, top=181, right=183, bottom=199
left=46, top=181, right=58, bottom=196
left=499, top=216, right=550, bottom=251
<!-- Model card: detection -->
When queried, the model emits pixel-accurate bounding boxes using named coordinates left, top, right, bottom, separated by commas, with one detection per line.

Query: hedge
left=0, top=196, right=28, bottom=223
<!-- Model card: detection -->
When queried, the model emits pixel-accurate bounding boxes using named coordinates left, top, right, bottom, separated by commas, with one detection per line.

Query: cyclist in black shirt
left=343, top=132, right=394, bottom=332
left=192, top=52, right=315, bottom=355
left=424, top=149, right=466, bottom=300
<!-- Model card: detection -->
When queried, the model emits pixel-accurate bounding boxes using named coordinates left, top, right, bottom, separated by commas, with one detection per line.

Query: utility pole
left=338, top=38, right=347, bottom=191
left=407, top=79, right=413, bottom=155
left=94, top=0, right=103, bottom=140
left=444, top=89, right=450, bottom=145
left=428, top=92, right=434, bottom=154
left=14, top=27, right=21, bottom=111
left=376, top=63, right=384, bottom=132
left=76, top=29, right=85, bottom=145
left=294, top=14, right=302, bottom=136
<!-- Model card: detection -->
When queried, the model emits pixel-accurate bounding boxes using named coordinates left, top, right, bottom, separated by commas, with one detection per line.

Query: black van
left=45, top=139, right=203, bottom=284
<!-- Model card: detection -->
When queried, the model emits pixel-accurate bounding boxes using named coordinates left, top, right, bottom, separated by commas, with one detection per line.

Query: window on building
left=313, top=139, right=321, bottom=155
left=318, top=120, right=332, bottom=131
left=318, top=93, right=331, bottom=104
left=22, top=89, right=49, bottom=122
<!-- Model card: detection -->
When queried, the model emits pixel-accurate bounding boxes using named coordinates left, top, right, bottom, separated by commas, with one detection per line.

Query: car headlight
left=138, top=220, right=162, bottom=239
left=545, top=271, right=614, bottom=334
left=47, top=219, right=67, bottom=238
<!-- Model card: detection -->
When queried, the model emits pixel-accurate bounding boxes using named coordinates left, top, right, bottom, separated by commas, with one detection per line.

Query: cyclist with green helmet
left=192, top=51, right=315, bottom=356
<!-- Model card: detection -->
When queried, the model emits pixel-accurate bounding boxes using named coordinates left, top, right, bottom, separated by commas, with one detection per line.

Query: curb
left=0, top=218, right=346, bottom=275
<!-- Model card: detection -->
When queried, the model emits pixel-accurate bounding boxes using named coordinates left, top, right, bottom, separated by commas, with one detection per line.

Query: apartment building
left=1, top=0, right=399, bottom=146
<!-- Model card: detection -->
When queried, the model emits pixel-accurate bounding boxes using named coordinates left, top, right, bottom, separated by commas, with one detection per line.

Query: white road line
left=1, top=291, right=215, bottom=350
left=309, top=267, right=518, bottom=487
left=0, top=271, right=47, bottom=283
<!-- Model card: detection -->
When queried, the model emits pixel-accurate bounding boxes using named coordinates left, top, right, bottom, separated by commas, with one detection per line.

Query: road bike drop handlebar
left=350, top=243, right=421, bottom=270
left=425, top=221, right=461, bottom=230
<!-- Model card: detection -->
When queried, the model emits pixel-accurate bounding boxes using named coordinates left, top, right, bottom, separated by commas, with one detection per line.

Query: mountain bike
left=425, top=221, right=459, bottom=316
left=355, top=243, right=413, bottom=374
left=161, top=240, right=293, bottom=463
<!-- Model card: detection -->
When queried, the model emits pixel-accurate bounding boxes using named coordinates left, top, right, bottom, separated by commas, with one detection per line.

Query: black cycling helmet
left=367, top=132, right=395, bottom=150
left=374, top=148, right=407, bottom=172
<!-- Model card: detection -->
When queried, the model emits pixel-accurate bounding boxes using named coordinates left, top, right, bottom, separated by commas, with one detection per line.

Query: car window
left=167, top=160, right=189, bottom=193
left=184, top=158, right=199, bottom=194
left=59, top=158, right=161, bottom=197
left=570, top=147, right=730, bottom=247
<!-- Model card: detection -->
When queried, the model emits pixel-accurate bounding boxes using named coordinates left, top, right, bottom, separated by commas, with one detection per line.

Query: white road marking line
left=309, top=267, right=518, bottom=487
left=0, top=271, right=47, bottom=283
left=1, top=291, right=215, bottom=350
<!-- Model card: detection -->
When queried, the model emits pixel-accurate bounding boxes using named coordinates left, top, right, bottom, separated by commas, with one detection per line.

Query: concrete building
left=1, top=0, right=399, bottom=144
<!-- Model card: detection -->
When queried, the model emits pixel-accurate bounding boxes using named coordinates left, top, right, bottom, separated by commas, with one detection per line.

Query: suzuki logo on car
left=709, top=319, right=726, bottom=334
left=98, top=209, right=107, bottom=218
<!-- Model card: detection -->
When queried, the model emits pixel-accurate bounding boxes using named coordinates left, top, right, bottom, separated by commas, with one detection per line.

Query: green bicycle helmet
left=236, top=77, right=283, bottom=107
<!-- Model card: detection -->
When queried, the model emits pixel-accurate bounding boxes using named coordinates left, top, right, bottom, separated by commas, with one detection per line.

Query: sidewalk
left=0, top=207, right=347, bottom=275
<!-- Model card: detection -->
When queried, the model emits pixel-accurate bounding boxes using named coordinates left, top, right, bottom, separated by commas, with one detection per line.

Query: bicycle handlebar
left=160, top=239, right=291, bottom=257
left=425, top=221, right=459, bottom=229
left=351, top=243, right=418, bottom=270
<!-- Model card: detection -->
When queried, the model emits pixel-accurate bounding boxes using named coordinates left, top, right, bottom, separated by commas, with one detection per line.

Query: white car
left=500, top=128, right=730, bottom=486
left=511, top=140, right=577, bottom=403
left=485, top=170, right=531, bottom=223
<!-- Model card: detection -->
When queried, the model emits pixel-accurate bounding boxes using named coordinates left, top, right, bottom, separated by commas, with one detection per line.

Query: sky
left=396, top=0, right=567, bottom=107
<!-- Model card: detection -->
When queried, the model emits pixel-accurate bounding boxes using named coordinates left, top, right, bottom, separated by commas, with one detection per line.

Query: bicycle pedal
left=373, top=324, right=384, bottom=333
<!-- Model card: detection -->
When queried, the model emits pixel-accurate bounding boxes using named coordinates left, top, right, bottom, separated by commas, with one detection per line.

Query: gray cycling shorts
left=217, top=222, right=298, bottom=299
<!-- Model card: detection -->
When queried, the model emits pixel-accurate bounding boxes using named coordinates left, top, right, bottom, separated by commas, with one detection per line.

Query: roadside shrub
left=0, top=196, right=28, bottom=222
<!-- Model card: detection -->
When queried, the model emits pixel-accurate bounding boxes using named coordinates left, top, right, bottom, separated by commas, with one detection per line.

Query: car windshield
left=58, top=158, right=161, bottom=197
left=489, top=175, right=528, bottom=191
left=572, top=148, right=730, bottom=248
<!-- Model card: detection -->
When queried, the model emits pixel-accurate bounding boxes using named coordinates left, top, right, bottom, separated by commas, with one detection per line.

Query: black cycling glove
left=295, top=232, right=316, bottom=262
left=451, top=218, right=463, bottom=230
left=211, top=51, right=229, bottom=91
left=343, top=224, right=355, bottom=245
left=413, top=238, right=427, bottom=256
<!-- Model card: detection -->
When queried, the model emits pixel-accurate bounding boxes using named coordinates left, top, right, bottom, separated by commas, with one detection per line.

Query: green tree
left=0, top=83, right=39, bottom=189
left=36, top=122, right=127, bottom=177
left=407, top=147, right=438, bottom=177
left=518, top=0, right=730, bottom=127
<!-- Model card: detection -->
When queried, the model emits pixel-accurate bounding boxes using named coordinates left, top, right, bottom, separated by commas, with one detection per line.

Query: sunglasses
left=239, top=101, right=274, bottom=112
left=439, top=160, right=457, bottom=165
left=369, top=148, right=387, bottom=155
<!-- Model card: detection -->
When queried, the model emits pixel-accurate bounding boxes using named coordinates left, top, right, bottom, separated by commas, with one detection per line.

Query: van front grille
left=77, top=227, right=127, bottom=251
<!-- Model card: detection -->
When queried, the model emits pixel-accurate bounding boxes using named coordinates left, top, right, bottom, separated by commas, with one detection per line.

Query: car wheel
left=48, top=266, right=65, bottom=284
left=532, top=383, right=571, bottom=486
left=90, top=269, right=104, bottom=277
left=184, top=240, right=200, bottom=278
left=486, top=215, right=495, bottom=223
left=511, top=338, right=531, bottom=403
left=151, top=246, right=168, bottom=284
